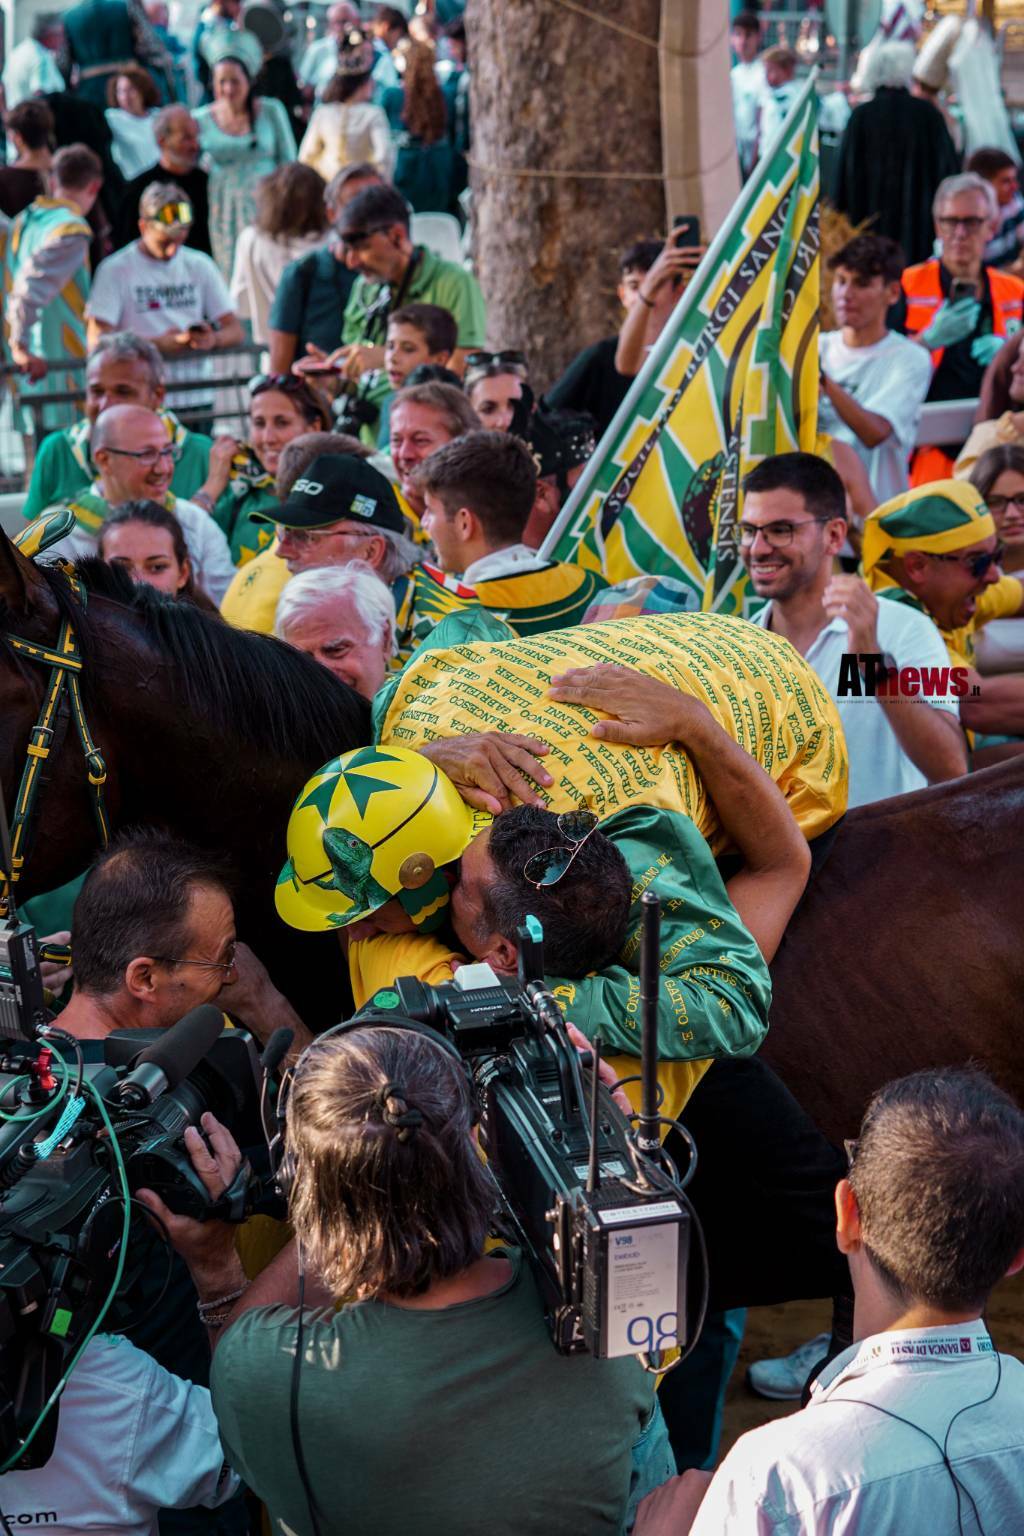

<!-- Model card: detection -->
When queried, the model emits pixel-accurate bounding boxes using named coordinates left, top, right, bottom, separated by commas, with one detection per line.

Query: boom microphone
left=260, top=1027, right=294, bottom=1079
left=115, top=1004, right=224, bottom=1107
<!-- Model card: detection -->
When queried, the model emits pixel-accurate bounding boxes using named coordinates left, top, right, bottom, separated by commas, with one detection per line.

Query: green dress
left=381, top=86, right=453, bottom=214
left=195, top=97, right=297, bottom=279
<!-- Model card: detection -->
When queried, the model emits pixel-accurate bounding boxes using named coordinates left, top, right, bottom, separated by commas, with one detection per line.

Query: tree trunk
left=467, top=0, right=664, bottom=388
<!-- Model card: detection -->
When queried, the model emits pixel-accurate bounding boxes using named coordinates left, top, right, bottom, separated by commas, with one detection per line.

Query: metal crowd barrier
left=0, top=344, right=267, bottom=494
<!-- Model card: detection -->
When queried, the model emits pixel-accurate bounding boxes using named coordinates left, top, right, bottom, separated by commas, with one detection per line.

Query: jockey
left=862, top=478, right=1024, bottom=747
left=275, top=610, right=850, bottom=1121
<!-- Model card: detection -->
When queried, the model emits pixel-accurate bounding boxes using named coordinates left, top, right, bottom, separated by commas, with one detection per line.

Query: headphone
left=270, top=1011, right=477, bottom=1200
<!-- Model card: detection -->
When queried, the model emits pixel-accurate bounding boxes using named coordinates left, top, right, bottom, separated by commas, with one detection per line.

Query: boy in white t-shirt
left=730, top=11, right=765, bottom=179
left=819, top=234, right=932, bottom=507
left=86, top=181, right=244, bottom=418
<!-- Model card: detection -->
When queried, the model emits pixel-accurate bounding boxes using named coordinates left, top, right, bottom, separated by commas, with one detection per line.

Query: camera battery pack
left=581, top=1194, right=689, bottom=1359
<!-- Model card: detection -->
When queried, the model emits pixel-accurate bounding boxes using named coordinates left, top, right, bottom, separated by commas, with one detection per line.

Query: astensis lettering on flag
left=541, top=76, right=821, bottom=616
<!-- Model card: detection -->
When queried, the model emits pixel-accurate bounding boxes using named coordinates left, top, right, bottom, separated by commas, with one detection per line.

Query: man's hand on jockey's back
left=419, top=733, right=554, bottom=815
left=548, top=664, right=811, bottom=962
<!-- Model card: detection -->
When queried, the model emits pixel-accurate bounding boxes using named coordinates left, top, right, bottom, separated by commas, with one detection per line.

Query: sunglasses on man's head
left=522, top=810, right=598, bottom=889
left=338, top=223, right=391, bottom=249
left=149, top=201, right=193, bottom=227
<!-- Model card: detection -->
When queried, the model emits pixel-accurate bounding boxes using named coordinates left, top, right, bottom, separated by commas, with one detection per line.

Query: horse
left=0, top=531, right=370, bottom=1028
left=3, top=530, right=1020, bottom=1138
left=766, top=759, right=1024, bottom=1143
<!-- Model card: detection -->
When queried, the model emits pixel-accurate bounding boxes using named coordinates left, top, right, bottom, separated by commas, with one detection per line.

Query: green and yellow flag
left=541, top=76, right=820, bottom=615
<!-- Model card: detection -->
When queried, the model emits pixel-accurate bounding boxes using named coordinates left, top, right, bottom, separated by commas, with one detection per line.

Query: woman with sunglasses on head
left=191, top=375, right=333, bottom=566
left=99, top=501, right=220, bottom=612
left=195, top=30, right=297, bottom=281
left=464, top=351, right=530, bottom=433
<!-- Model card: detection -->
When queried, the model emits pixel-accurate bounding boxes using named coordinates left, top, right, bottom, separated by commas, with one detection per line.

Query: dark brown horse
left=766, top=760, right=1024, bottom=1142
left=3, top=531, right=1020, bottom=1135
left=0, top=532, right=370, bottom=1028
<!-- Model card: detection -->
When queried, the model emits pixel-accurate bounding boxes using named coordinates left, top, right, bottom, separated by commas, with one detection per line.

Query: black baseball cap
left=264, top=455, right=405, bottom=534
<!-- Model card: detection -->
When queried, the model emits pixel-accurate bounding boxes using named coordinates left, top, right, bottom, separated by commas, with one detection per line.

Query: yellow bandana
left=862, top=481, right=996, bottom=591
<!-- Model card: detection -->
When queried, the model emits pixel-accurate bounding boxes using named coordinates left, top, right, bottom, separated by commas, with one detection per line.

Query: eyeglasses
left=737, top=517, right=833, bottom=549
left=924, top=544, right=1004, bottom=580
left=276, top=525, right=371, bottom=548
left=103, top=444, right=182, bottom=467
left=523, top=810, right=598, bottom=889
left=935, top=215, right=987, bottom=234
left=156, top=940, right=237, bottom=974
left=986, top=494, right=1024, bottom=515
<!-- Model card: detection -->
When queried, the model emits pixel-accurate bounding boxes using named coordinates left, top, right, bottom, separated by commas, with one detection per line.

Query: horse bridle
left=1, top=569, right=110, bottom=916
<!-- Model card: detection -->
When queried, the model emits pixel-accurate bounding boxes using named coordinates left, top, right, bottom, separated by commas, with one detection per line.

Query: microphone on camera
left=115, top=1004, right=224, bottom=1107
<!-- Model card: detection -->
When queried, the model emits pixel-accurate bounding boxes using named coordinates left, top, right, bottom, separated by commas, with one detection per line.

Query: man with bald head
left=112, top=105, right=211, bottom=256
left=298, top=3, right=364, bottom=99
left=44, top=404, right=234, bottom=603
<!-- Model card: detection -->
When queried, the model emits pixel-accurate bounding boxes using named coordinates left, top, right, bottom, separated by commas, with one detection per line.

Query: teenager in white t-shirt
left=819, top=234, right=933, bottom=506
left=730, top=11, right=766, bottom=178
left=739, top=452, right=967, bottom=808
left=86, top=180, right=244, bottom=414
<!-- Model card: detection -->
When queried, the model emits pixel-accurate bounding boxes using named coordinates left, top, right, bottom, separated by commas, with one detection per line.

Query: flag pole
left=538, top=68, right=820, bottom=563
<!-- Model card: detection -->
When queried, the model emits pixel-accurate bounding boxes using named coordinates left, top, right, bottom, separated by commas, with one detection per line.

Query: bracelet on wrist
left=197, top=1282, right=249, bottom=1327
left=192, top=490, right=215, bottom=513
left=637, top=292, right=655, bottom=309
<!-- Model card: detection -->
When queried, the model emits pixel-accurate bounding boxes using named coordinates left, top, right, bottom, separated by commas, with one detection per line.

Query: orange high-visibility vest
left=901, top=259, right=1024, bottom=371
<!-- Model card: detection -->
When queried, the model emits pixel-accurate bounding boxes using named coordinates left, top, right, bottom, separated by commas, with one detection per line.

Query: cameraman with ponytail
left=142, top=1026, right=672, bottom=1535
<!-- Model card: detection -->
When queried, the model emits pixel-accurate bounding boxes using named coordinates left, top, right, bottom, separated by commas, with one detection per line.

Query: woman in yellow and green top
left=190, top=374, right=332, bottom=565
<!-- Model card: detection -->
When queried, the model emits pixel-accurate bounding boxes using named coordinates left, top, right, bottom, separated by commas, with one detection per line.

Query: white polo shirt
left=0, top=1333, right=238, bottom=1536
left=691, top=1319, right=1024, bottom=1535
left=752, top=598, right=960, bottom=807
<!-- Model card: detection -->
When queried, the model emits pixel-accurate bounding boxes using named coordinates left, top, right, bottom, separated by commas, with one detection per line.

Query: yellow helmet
left=275, top=745, right=475, bottom=932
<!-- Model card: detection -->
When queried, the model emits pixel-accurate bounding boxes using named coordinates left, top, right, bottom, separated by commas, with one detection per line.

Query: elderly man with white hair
left=275, top=560, right=396, bottom=700
left=898, top=171, right=1024, bottom=482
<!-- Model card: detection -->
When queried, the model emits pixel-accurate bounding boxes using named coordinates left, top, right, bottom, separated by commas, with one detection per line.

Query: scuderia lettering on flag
left=540, top=73, right=821, bottom=616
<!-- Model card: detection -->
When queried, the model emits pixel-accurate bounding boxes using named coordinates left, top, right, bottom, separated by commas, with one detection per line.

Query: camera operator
left=634, top=1068, right=1024, bottom=1534
left=0, top=1333, right=239, bottom=1535
left=139, top=1025, right=673, bottom=1536
left=45, top=828, right=304, bottom=1535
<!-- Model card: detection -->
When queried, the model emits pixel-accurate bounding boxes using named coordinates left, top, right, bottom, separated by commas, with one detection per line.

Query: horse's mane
left=30, top=559, right=371, bottom=763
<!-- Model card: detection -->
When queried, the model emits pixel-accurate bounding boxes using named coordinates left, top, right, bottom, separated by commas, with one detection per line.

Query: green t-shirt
left=24, top=414, right=212, bottom=522
left=210, top=1250, right=653, bottom=1536
left=342, top=245, right=486, bottom=350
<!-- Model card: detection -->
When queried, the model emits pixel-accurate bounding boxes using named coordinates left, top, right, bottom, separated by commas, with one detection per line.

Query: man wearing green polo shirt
left=295, top=183, right=485, bottom=435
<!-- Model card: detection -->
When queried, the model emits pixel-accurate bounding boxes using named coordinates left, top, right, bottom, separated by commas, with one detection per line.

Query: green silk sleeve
left=547, top=805, right=771, bottom=1062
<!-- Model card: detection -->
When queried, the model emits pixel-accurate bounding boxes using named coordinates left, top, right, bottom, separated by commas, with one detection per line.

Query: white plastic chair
left=410, top=212, right=465, bottom=266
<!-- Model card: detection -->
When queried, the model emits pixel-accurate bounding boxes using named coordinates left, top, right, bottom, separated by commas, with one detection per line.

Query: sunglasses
left=465, top=349, right=528, bottom=372
left=149, top=201, right=193, bottom=227
left=522, top=810, right=598, bottom=889
left=338, top=223, right=391, bottom=249
left=925, top=544, right=1004, bottom=580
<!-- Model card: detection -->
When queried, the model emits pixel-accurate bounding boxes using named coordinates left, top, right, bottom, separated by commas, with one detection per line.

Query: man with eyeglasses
left=862, top=478, right=1024, bottom=748
left=44, top=403, right=234, bottom=603
left=899, top=172, right=1024, bottom=483
left=741, top=453, right=967, bottom=810
left=87, top=181, right=244, bottom=431
left=36, top=828, right=297, bottom=1536
left=297, top=183, right=485, bottom=392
